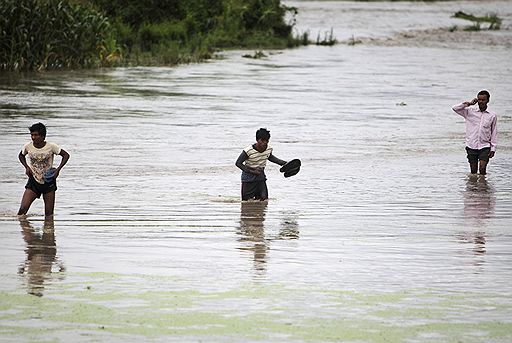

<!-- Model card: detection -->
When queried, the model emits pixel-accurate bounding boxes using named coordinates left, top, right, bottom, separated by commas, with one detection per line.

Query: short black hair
left=478, top=90, right=490, bottom=101
left=256, top=128, right=270, bottom=141
left=29, top=122, right=46, bottom=137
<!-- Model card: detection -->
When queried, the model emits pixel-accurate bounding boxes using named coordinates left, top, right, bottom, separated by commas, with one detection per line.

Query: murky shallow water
left=1, top=1, right=512, bottom=342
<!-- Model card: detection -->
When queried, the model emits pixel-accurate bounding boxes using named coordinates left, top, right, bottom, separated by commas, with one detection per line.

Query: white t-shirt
left=21, top=142, right=61, bottom=184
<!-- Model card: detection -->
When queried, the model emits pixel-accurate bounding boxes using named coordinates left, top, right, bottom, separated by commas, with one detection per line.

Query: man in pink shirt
left=452, top=90, right=497, bottom=175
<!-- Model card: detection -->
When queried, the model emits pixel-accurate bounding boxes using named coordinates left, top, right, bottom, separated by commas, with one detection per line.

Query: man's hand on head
left=463, top=98, right=478, bottom=106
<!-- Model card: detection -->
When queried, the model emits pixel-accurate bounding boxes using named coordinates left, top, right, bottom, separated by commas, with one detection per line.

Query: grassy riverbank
left=0, top=0, right=308, bottom=71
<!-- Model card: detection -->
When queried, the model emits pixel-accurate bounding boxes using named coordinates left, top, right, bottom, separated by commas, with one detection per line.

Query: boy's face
left=30, top=131, right=45, bottom=144
left=255, top=138, right=269, bottom=152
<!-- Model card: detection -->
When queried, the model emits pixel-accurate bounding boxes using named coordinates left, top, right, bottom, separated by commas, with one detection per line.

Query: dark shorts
left=466, top=147, right=491, bottom=163
left=25, top=177, right=57, bottom=198
left=241, top=181, right=268, bottom=201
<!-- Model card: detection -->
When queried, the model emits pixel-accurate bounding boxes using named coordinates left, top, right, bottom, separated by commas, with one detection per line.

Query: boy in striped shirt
left=235, top=128, right=287, bottom=201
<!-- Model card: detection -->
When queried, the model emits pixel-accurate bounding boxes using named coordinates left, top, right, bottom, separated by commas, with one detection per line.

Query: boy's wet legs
left=43, top=191, right=56, bottom=216
left=18, top=189, right=38, bottom=215
left=241, top=181, right=268, bottom=201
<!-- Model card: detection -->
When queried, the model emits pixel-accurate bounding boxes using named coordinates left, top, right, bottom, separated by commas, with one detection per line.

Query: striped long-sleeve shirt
left=236, top=144, right=286, bottom=182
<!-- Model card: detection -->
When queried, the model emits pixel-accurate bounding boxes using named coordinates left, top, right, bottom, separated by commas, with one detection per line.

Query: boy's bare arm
left=55, top=149, right=70, bottom=179
left=18, top=152, right=32, bottom=177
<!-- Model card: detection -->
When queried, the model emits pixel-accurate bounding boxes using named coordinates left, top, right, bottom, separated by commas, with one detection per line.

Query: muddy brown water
left=1, top=1, right=511, bottom=342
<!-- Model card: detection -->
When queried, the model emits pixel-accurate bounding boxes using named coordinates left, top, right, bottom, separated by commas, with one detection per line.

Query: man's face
left=256, top=138, right=268, bottom=152
left=477, top=94, right=489, bottom=111
left=31, top=131, right=44, bottom=144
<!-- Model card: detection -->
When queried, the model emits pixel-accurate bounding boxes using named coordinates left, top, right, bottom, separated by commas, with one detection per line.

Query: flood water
left=1, top=1, right=512, bottom=342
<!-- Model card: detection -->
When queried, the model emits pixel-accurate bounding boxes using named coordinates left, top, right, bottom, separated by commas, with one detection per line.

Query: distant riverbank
left=0, top=0, right=312, bottom=71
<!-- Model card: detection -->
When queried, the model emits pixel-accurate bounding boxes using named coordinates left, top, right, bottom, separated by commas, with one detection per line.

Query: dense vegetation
left=0, top=0, right=117, bottom=70
left=92, top=0, right=305, bottom=65
left=0, top=0, right=306, bottom=71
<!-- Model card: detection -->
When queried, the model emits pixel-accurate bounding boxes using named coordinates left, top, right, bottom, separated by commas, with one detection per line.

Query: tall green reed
left=0, top=0, right=120, bottom=71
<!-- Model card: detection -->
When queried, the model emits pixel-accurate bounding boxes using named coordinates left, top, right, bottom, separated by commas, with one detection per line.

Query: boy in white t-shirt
left=18, top=123, right=70, bottom=216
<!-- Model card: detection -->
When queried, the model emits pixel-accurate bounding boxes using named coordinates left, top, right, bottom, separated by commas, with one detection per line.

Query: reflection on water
left=456, top=175, right=497, bottom=266
left=238, top=201, right=269, bottom=275
left=238, top=202, right=299, bottom=276
left=463, top=175, right=496, bottom=222
left=18, top=216, right=65, bottom=297
left=278, top=213, right=300, bottom=240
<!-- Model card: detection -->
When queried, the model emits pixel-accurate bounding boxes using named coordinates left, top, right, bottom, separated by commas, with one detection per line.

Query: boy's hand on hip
left=489, top=151, right=495, bottom=158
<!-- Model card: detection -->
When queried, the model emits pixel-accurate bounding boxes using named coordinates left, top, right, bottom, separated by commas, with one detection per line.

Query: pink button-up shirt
left=452, top=103, right=497, bottom=151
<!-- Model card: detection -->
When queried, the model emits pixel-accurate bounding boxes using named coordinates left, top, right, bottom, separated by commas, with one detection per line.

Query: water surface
left=1, top=1, right=512, bottom=342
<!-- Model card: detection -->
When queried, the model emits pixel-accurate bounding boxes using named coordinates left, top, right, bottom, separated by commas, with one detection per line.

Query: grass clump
left=316, top=28, right=337, bottom=46
left=452, top=11, right=502, bottom=31
left=242, top=51, right=267, bottom=59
